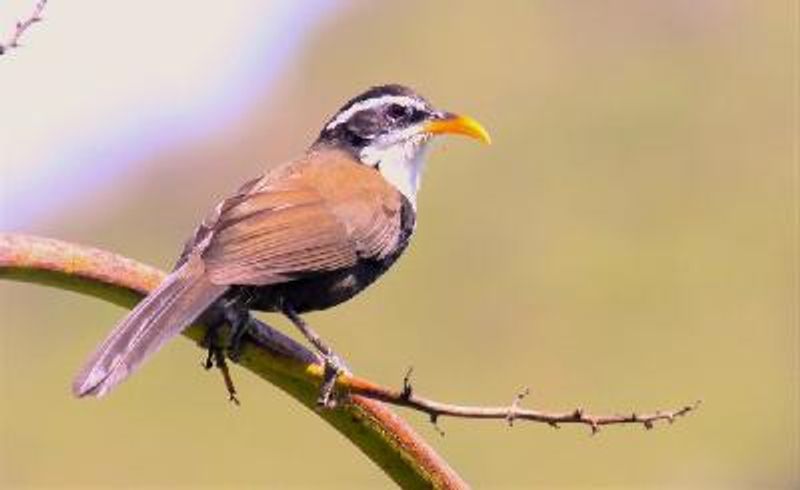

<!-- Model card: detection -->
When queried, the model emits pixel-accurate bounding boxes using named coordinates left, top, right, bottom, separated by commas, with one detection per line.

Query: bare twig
left=339, top=372, right=699, bottom=434
left=239, top=317, right=699, bottom=435
left=0, top=0, right=48, bottom=56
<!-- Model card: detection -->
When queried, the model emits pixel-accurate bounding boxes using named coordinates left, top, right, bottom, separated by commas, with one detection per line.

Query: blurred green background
left=1, top=0, right=797, bottom=487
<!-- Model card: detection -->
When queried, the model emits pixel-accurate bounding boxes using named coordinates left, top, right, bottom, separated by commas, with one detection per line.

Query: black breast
left=239, top=196, right=417, bottom=313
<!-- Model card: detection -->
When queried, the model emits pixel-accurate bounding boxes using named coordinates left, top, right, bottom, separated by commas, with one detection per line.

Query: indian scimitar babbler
left=73, top=84, right=490, bottom=403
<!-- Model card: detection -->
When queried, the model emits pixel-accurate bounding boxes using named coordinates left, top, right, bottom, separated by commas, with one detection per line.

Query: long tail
left=73, top=255, right=227, bottom=397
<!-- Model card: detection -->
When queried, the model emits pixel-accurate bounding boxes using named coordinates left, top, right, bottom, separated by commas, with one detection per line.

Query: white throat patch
left=359, top=133, right=430, bottom=207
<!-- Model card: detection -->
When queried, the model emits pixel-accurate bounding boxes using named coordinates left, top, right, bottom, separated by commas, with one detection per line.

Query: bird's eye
left=408, top=108, right=426, bottom=123
left=387, top=103, right=409, bottom=120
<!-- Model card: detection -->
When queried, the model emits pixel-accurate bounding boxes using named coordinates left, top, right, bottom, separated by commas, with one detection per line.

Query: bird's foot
left=201, top=324, right=221, bottom=369
left=317, top=350, right=349, bottom=408
left=201, top=324, right=240, bottom=404
left=281, top=304, right=350, bottom=408
left=213, top=348, right=240, bottom=405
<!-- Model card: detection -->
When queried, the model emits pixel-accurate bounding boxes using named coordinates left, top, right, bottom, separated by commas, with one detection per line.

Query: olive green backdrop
left=1, top=1, right=797, bottom=487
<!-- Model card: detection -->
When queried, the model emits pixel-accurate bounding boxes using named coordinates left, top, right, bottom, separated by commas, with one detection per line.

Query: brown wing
left=197, top=150, right=406, bottom=286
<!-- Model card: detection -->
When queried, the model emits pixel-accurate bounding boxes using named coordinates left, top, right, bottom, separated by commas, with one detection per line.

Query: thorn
left=429, top=413, right=445, bottom=436
left=644, top=420, right=654, bottom=430
left=506, top=387, right=530, bottom=427
left=589, top=421, right=600, bottom=435
left=572, top=408, right=584, bottom=419
left=548, top=421, right=560, bottom=430
left=401, top=366, right=414, bottom=400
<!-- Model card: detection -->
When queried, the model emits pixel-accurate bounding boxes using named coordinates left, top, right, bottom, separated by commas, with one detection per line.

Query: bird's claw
left=317, top=351, right=347, bottom=408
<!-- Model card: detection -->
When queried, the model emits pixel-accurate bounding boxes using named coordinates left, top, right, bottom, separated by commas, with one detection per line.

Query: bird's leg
left=201, top=319, right=239, bottom=404
left=212, top=346, right=239, bottom=405
left=282, top=305, right=349, bottom=408
left=201, top=326, right=217, bottom=370
left=199, top=291, right=256, bottom=403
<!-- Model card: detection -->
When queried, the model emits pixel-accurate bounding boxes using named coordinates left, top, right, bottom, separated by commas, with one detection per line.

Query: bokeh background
left=1, top=0, right=797, bottom=487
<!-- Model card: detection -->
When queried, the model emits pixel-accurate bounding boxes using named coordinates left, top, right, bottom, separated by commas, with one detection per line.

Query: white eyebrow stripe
left=325, top=95, right=428, bottom=131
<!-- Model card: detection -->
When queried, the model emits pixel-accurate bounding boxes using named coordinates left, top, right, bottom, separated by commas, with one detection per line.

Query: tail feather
left=73, top=256, right=227, bottom=397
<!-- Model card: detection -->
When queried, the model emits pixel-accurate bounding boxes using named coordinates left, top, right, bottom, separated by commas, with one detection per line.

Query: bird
left=72, top=84, right=490, bottom=403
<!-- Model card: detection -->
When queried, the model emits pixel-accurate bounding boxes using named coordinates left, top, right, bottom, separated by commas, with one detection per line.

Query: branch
left=0, top=233, right=698, bottom=486
left=0, top=0, right=48, bottom=56
left=342, top=377, right=699, bottom=435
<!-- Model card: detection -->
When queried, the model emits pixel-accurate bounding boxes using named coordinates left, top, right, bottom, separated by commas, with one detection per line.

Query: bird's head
left=314, top=84, right=490, bottom=205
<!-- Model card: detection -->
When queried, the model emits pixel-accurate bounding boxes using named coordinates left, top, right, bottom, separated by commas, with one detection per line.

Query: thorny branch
left=335, top=367, right=700, bottom=435
left=0, top=231, right=700, bottom=434
left=0, top=0, right=48, bottom=56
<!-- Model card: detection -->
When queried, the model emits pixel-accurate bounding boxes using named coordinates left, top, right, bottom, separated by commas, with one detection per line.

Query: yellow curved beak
left=424, top=113, right=491, bottom=145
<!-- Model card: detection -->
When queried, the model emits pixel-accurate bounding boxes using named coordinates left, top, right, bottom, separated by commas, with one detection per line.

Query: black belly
left=239, top=255, right=403, bottom=313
